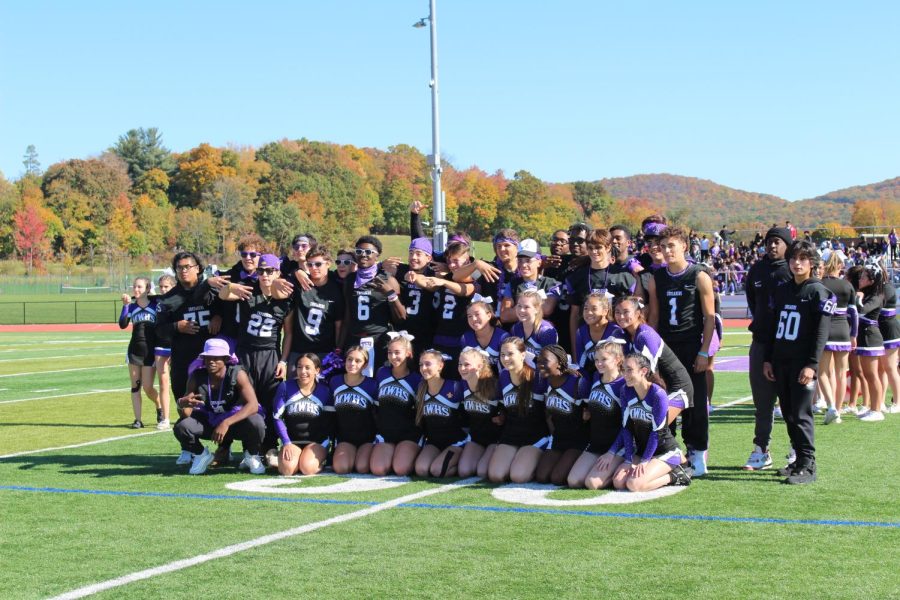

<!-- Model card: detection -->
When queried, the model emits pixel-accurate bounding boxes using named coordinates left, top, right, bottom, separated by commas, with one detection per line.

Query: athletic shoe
left=840, top=406, right=856, bottom=415
left=243, top=454, right=265, bottom=475
left=189, top=448, right=214, bottom=475
left=823, top=409, right=842, bottom=425
left=669, top=464, right=692, bottom=486
left=785, top=462, right=816, bottom=485
left=156, top=418, right=171, bottom=431
left=859, top=410, right=885, bottom=422
left=156, top=408, right=164, bottom=423
left=814, top=399, right=827, bottom=414
left=688, top=449, right=708, bottom=477
left=175, top=450, right=193, bottom=465
left=131, top=419, right=143, bottom=429
left=773, top=405, right=783, bottom=419
left=265, top=448, right=280, bottom=469
left=886, top=404, right=900, bottom=414
left=856, top=407, right=871, bottom=418
left=743, top=445, right=772, bottom=471
left=777, top=449, right=797, bottom=477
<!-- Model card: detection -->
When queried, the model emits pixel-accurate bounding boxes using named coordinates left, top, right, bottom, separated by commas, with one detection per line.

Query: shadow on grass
left=0, top=423, right=132, bottom=429
left=699, top=465, right=783, bottom=483
left=2, top=452, right=209, bottom=478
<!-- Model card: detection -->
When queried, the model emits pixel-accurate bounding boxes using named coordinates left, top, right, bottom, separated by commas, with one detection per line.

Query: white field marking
left=49, top=477, right=481, bottom=600
left=31, top=388, right=60, bottom=393
left=0, top=429, right=166, bottom=460
left=713, top=395, right=753, bottom=410
left=0, top=352, right=121, bottom=363
left=0, top=388, right=128, bottom=405
left=0, top=340, right=125, bottom=348
left=492, top=482, right=687, bottom=506
left=226, top=474, right=411, bottom=494
left=0, top=364, right=119, bottom=378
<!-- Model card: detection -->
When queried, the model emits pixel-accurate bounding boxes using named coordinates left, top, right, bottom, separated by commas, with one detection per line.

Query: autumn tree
left=175, top=207, right=217, bottom=256
left=256, top=202, right=305, bottom=253
left=13, top=199, right=51, bottom=273
left=851, top=200, right=883, bottom=233
left=0, top=171, right=19, bottom=255
left=494, top=170, right=549, bottom=236
left=133, top=194, right=176, bottom=253
left=572, top=181, right=613, bottom=220
left=200, top=176, right=257, bottom=253
left=110, top=127, right=176, bottom=181
left=170, top=143, right=237, bottom=207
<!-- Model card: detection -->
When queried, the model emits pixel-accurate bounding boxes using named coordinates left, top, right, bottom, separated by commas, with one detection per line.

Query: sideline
left=0, top=387, right=129, bottom=406
left=0, top=352, right=122, bottom=363
left=0, top=364, right=119, bottom=378
left=48, top=478, right=481, bottom=600
left=0, top=429, right=166, bottom=460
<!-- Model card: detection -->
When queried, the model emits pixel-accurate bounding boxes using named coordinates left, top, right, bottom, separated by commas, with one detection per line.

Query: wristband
left=387, top=293, right=399, bottom=303
left=697, top=350, right=710, bottom=358
left=278, top=360, right=287, bottom=366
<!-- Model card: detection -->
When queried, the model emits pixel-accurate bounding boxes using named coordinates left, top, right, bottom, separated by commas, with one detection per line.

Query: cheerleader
left=456, top=347, right=503, bottom=478
left=850, top=263, right=886, bottom=421
left=460, top=295, right=508, bottom=369
left=818, top=253, right=857, bottom=423
left=510, top=289, right=559, bottom=354
left=534, top=344, right=587, bottom=486
left=153, top=274, right=176, bottom=430
left=119, top=277, right=161, bottom=429
left=610, top=353, right=692, bottom=492
left=413, top=350, right=468, bottom=478
left=573, top=292, right=626, bottom=376
left=487, top=337, right=551, bottom=483
left=878, top=271, right=900, bottom=413
left=369, top=333, right=423, bottom=477
left=273, top=354, right=334, bottom=476
left=568, top=341, right=626, bottom=489
left=330, top=346, right=379, bottom=473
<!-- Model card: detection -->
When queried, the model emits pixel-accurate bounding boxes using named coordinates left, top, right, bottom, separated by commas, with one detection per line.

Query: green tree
left=0, top=171, right=19, bottom=256
left=494, top=170, right=547, bottom=235
left=175, top=207, right=217, bottom=256
left=200, top=176, right=258, bottom=253
left=572, top=181, right=613, bottom=219
left=110, top=128, right=176, bottom=182
left=256, top=202, right=305, bottom=253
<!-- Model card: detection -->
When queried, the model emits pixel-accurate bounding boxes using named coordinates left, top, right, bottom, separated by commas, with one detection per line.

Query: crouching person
left=174, top=338, right=266, bottom=475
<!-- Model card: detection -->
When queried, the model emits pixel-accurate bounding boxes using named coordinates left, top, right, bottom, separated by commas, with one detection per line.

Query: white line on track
left=0, top=429, right=167, bottom=459
left=0, top=388, right=129, bottom=405
left=0, top=352, right=122, bottom=363
left=48, top=477, right=480, bottom=600
left=713, top=395, right=752, bottom=410
left=0, top=364, right=119, bottom=378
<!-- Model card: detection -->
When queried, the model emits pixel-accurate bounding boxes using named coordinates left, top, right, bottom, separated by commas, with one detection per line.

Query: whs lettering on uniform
left=589, top=389, right=613, bottom=409
left=423, top=403, right=451, bottom=417
left=379, top=385, right=412, bottom=403
left=335, top=394, right=369, bottom=409
left=502, top=393, right=519, bottom=408
left=628, top=406, right=652, bottom=423
left=545, top=395, right=575, bottom=413
left=285, top=400, right=320, bottom=417
left=463, top=400, right=492, bottom=414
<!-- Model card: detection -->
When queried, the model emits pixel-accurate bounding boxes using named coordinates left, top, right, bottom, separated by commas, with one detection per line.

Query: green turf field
left=0, top=329, right=897, bottom=599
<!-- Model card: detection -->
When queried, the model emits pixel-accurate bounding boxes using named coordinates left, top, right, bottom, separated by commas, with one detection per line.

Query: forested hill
left=805, top=177, right=900, bottom=205
left=600, top=173, right=852, bottom=231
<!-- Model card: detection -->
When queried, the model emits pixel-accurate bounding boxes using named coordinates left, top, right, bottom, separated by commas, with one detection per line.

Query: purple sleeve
left=635, top=327, right=663, bottom=372
left=547, top=282, right=562, bottom=299
left=574, top=326, right=587, bottom=365
left=499, top=282, right=513, bottom=300
left=640, top=386, right=670, bottom=462
left=271, top=382, right=291, bottom=445
left=848, top=304, right=859, bottom=338
left=539, top=322, right=559, bottom=347
left=607, top=427, right=627, bottom=458
left=118, top=304, right=131, bottom=329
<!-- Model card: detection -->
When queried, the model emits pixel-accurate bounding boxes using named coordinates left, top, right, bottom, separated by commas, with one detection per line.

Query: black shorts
left=127, top=342, right=154, bottom=367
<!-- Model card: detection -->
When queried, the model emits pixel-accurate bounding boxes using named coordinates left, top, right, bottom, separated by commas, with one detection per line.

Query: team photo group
left=118, top=203, right=900, bottom=490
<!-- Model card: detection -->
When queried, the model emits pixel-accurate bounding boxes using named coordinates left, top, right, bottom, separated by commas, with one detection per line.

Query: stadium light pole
left=414, top=0, right=446, bottom=252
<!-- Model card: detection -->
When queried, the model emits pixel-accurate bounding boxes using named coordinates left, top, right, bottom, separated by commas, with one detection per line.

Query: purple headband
left=493, top=234, right=519, bottom=246
left=447, top=235, right=469, bottom=247
left=409, top=237, right=433, bottom=256
left=642, top=222, right=668, bottom=237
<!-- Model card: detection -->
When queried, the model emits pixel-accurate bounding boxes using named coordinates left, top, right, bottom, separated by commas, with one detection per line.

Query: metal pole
left=428, top=0, right=447, bottom=252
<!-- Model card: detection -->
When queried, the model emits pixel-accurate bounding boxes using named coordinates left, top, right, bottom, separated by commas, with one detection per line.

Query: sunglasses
left=355, top=248, right=378, bottom=257
left=570, top=237, right=586, bottom=244
left=258, top=268, right=277, bottom=275
left=240, top=252, right=260, bottom=258
left=307, top=261, right=326, bottom=268
left=335, top=259, right=354, bottom=267
left=293, top=242, right=310, bottom=250
left=175, top=264, right=197, bottom=271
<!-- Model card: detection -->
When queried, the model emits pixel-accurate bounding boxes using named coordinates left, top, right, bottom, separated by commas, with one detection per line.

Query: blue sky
left=1, top=1, right=898, bottom=200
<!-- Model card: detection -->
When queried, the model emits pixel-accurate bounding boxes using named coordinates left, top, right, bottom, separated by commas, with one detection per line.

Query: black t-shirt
left=291, top=278, right=345, bottom=354
left=346, top=272, right=393, bottom=339
left=565, top=264, right=637, bottom=306
left=653, top=264, right=705, bottom=343
left=237, top=282, right=292, bottom=351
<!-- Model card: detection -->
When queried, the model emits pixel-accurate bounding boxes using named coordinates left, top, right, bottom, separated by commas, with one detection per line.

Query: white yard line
left=49, top=477, right=481, bottom=600
left=0, top=364, right=119, bottom=378
left=0, top=388, right=128, bottom=406
left=0, top=429, right=167, bottom=460
left=714, top=395, right=752, bottom=409
left=0, top=352, right=122, bottom=363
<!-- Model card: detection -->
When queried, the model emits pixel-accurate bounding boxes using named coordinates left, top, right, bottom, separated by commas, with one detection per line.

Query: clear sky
left=1, top=1, right=898, bottom=200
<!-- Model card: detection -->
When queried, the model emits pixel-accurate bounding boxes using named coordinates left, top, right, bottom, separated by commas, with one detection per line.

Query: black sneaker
left=156, top=408, right=164, bottom=423
left=785, top=462, right=816, bottom=485
left=131, top=419, right=144, bottom=429
left=777, top=462, right=796, bottom=477
left=669, top=464, right=692, bottom=486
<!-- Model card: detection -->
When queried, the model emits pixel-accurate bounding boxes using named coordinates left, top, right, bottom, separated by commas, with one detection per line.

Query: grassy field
left=1, top=332, right=897, bottom=599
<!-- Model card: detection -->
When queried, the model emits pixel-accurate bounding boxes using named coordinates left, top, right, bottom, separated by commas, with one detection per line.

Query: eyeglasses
left=570, top=237, right=586, bottom=244
left=240, top=252, right=260, bottom=259
left=175, top=264, right=197, bottom=271
left=335, top=259, right=354, bottom=267
left=258, top=268, right=277, bottom=275
left=307, top=261, right=326, bottom=268
left=551, top=237, right=569, bottom=244
left=355, top=248, right=378, bottom=257
left=293, top=242, right=310, bottom=250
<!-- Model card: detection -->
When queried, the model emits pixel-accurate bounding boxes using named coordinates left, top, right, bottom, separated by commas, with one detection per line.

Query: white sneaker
left=265, top=448, right=280, bottom=468
left=840, top=406, right=856, bottom=415
left=887, top=404, right=900, bottom=414
left=239, top=451, right=266, bottom=475
left=189, top=448, right=214, bottom=475
left=773, top=405, right=783, bottom=419
left=823, top=409, right=842, bottom=425
left=688, top=449, right=708, bottom=477
left=743, top=445, right=772, bottom=471
left=856, top=407, right=871, bottom=418
left=814, top=399, right=827, bottom=414
left=156, top=419, right=171, bottom=431
left=175, top=450, right=193, bottom=465
left=859, top=410, right=885, bottom=422
left=786, top=448, right=797, bottom=466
